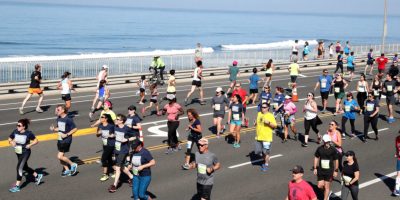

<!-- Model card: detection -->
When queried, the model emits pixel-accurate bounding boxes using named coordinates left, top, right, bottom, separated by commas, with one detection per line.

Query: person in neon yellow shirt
left=288, top=58, right=301, bottom=85
left=150, top=56, right=166, bottom=81
left=254, top=103, right=277, bottom=171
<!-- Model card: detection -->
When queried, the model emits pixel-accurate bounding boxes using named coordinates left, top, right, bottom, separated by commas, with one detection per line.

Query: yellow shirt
left=167, top=75, right=176, bottom=93
left=100, top=110, right=117, bottom=121
left=255, top=112, right=276, bottom=142
left=289, top=63, right=300, bottom=76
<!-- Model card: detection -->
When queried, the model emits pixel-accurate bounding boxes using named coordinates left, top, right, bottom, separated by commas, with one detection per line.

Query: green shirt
left=151, top=58, right=165, bottom=68
left=229, top=66, right=239, bottom=81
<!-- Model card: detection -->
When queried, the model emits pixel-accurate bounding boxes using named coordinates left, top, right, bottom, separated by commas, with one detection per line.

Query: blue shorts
left=397, top=159, right=400, bottom=171
left=230, top=120, right=242, bottom=126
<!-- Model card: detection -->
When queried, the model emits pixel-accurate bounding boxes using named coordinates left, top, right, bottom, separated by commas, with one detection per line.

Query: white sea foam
left=221, top=40, right=319, bottom=51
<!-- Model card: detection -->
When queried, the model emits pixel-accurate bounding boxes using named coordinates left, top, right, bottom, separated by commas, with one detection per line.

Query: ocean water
left=0, top=2, right=399, bottom=58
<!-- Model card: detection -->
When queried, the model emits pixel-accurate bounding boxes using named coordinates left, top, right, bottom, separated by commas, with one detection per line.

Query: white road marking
left=228, top=154, right=283, bottom=169
left=298, top=74, right=307, bottom=77
left=355, top=128, right=389, bottom=137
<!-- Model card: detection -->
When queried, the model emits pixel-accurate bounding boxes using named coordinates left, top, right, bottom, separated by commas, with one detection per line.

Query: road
left=0, top=64, right=398, bottom=200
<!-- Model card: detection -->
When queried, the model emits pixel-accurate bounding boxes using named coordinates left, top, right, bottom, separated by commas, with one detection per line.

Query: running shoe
left=184, top=98, right=188, bottom=105
left=100, top=174, right=109, bottom=182
left=393, top=190, right=400, bottom=196
left=182, top=163, right=190, bottom=170
left=200, top=101, right=206, bottom=105
left=36, top=107, right=44, bottom=113
left=293, top=135, right=298, bottom=141
left=35, top=173, right=43, bottom=185
left=317, top=135, right=322, bottom=144
left=301, top=143, right=308, bottom=147
left=9, top=185, right=20, bottom=193
left=19, top=108, right=24, bottom=115
left=281, top=139, right=288, bottom=143
left=61, top=170, right=70, bottom=177
left=342, top=133, right=346, bottom=140
left=108, top=184, right=117, bottom=193
left=232, top=143, right=238, bottom=148
left=89, top=112, right=93, bottom=120
left=220, top=125, right=226, bottom=134
left=70, top=163, right=78, bottom=176
left=165, top=147, right=172, bottom=154
left=260, top=164, right=268, bottom=172
left=138, top=102, right=144, bottom=105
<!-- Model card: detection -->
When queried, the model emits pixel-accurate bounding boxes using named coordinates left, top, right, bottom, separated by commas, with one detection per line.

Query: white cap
left=216, top=87, right=223, bottom=92
left=285, top=95, right=292, bottom=99
left=322, top=134, right=331, bottom=143
left=102, top=65, right=109, bottom=69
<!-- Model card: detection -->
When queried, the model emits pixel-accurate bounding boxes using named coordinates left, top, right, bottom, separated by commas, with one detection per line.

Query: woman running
left=182, top=108, right=202, bottom=169
left=90, top=80, right=110, bottom=120
left=282, top=95, right=298, bottom=143
left=342, top=93, right=359, bottom=139
left=370, top=74, right=382, bottom=100
left=228, top=94, right=245, bottom=148
left=317, top=42, right=324, bottom=59
left=302, top=41, right=310, bottom=61
left=142, top=83, right=161, bottom=117
left=329, top=43, right=334, bottom=59
left=333, top=73, right=348, bottom=115
left=162, top=95, right=184, bottom=154
left=258, top=85, right=272, bottom=112
left=8, top=119, right=43, bottom=192
left=96, top=113, right=115, bottom=182
left=137, top=75, right=148, bottom=105
left=356, top=74, right=369, bottom=113
left=91, top=101, right=117, bottom=127
left=248, top=68, right=260, bottom=105
left=263, top=59, right=274, bottom=87
left=363, top=93, right=380, bottom=142
left=57, top=71, right=74, bottom=111
left=302, top=92, right=320, bottom=147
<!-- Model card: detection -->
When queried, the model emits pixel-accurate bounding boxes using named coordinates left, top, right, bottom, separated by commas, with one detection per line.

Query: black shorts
left=186, top=134, right=202, bottom=155
left=61, top=94, right=71, bottom=101
left=150, top=99, right=157, bottom=103
left=213, top=113, right=225, bottom=119
left=318, top=50, right=323, bottom=56
left=386, top=95, right=396, bottom=105
left=265, top=73, right=272, bottom=77
left=197, top=183, right=213, bottom=200
left=57, top=142, right=71, bottom=153
left=347, top=67, right=355, bottom=72
left=367, top=59, right=374, bottom=65
left=115, top=153, right=128, bottom=167
left=292, top=51, right=298, bottom=56
left=378, top=69, right=385, bottom=74
left=249, top=89, right=258, bottom=94
left=140, top=88, right=145, bottom=93
left=290, top=76, right=297, bottom=83
left=317, top=172, right=333, bottom=182
left=320, top=91, right=329, bottom=100
left=192, top=80, right=202, bottom=87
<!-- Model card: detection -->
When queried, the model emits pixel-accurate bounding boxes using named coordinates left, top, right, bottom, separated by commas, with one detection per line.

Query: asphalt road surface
left=0, top=64, right=398, bottom=200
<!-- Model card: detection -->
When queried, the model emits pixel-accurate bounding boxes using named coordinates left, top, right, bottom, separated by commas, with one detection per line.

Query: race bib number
left=334, top=87, right=340, bottom=93
left=115, top=142, right=121, bottom=151
left=198, top=164, right=207, bottom=174
left=214, top=104, right=221, bottom=111
left=374, top=90, right=379, bottom=96
left=102, top=138, right=108, bottom=146
left=232, top=106, right=239, bottom=112
left=186, top=141, right=192, bottom=149
left=321, top=159, right=330, bottom=169
left=387, top=85, right=393, bottom=92
left=321, top=79, right=327, bottom=88
left=58, top=121, right=66, bottom=132
left=366, top=103, right=374, bottom=112
left=344, top=105, right=351, bottom=112
left=233, top=114, right=240, bottom=120
left=14, top=145, right=22, bottom=154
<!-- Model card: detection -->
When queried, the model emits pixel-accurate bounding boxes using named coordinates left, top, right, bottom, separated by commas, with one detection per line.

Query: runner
left=303, top=92, right=320, bottom=147
left=346, top=52, right=355, bottom=81
left=108, top=114, right=137, bottom=193
left=286, top=165, right=317, bottom=200
left=314, top=69, right=333, bottom=113
left=228, top=94, right=245, bottom=148
left=328, top=43, right=334, bottom=59
left=394, top=132, right=400, bottom=196
left=89, top=80, right=110, bottom=120
left=163, top=95, right=184, bottom=154
left=8, top=118, right=43, bottom=193
left=272, top=87, right=285, bottom=136
left=137, top=75, right=148, bottom=105
left=263, top=59, right=274, bottom=87
left=126, top=105, right=142, bottom=138
left=248, top=68, right=260, bottom=105
left=142, top=83, right=161, bottom=117
left=370, top=74, right=382, bottom=100
left=282, top=95, right=298, bottom=143
left=364, top=49, right=375, bottom=75
left=376, top=53, right=389, bottom=79
left=356, top=74, right=368, bottom=113
left=95, top=113, right=115, bottom=182
left=317, top=41, right=324, bottom=59
left=187, top=138, right=220, bottom=200
left=182, top=108, right=203, bottom=170
left=258, top=85, right=272, bottom=111
left=341, top=151, right=360, bottom=200
left=231, top=82, right=249, bottom=127
left=167, top=69, right=177, bottom=96
left=211, top=87, right=229, bottom=138
left=326, top=121, right=343, bottom=171
left=313, top=134, right=339, bottom=200
left=302, top=41, right=310, bottom=61
left=342, top=92, right=359, bottom=138
left=195, top=43, right=203, bottom=62
left=363, top=93, right=380, bottom=142
left=57, top=71, right=74, bottom=111
left=129, top=139, right=156, bottom=200
left=333, top=73, right=348, bottom=115
left=334, top=51, right=344, bottom=74
left=254, top=103, right=277, bottom=171
left=150, top=56, right=166, bottom=82
left=335, top=41, right=342, bottom=54
left=288, top=58, right=300, bottom=86
left=291, top=40, right=299, bottom=62
left=383, top=73, right=397, bottom=123
left=50, top=104, right=78, bottom=177
left=185, top=60, right=205, bottom=105
left=96, top=65, right=108, bottom=87
left=344, top=41, right=351, bottom=56
left=19, top=64, right=44, bottom=115
left=394, top=53, right=399, bottom=67
left=226, top=60, right=240, bottom=96
left=91, top=100, right=116, bottom=127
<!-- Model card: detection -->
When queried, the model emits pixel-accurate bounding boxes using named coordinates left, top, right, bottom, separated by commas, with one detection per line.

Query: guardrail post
left=25, top=63, right=28, bottom=81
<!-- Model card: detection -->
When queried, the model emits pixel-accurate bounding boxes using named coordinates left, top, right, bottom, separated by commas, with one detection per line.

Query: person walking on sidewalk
left=19, top=64, right=44, bottom=115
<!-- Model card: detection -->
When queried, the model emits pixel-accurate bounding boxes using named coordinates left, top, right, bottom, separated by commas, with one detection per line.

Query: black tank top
left=334, top=79, right=344, bottom=92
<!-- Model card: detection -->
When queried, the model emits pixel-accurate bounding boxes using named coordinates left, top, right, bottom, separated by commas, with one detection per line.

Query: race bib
left=198, top=164, right=207, bottom=174
left=344, top=105, right=351, bottom=112
left=115, top=142, right=121, bottom=151
left=343, top=175, right=352, bottom=184
left=214, top=104, right=221, bottom=111
left=132, top=167, right=139, bottom=176
left=57, top=132, right=63, bottom=141
left=125, top=118, right=133, bottom=126
left=186, top=141, right=192, bottom=149
left=14, top=134, right=27, bottom=145
left=58, top=121, right=66, bottom=132
left=334, top=87, right=340, bottom=93
left=232, top=106, right=239, bottom=112
left=374, top=90, right=380, bottom=96
left=321, top=79, right=327, bottom=88
left=102, top=138, right=108, bottom=146
left=261, top=99, right=267, bottom=104
left=262, top=142, right=271, bottom=149
left=115, top=131, right=124, bottom=142
left=233, top=114, right=240, bottom=120
left=387, top=85, right=393, bottom=92
left=14, top=145, right=22, bottom=154
left=358, top=86, right=365, bottom=93
left=366, top=103, right=374, bottom=112
left=321, top=159, right=330, bottom=169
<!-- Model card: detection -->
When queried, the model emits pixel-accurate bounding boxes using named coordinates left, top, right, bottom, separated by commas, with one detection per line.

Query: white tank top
left=265, top=66, right=272, bottom=74
left=139, top=80, right=145, bottom=89
left=193, top=67, right=201, bottom=81
left=304, top=101, right=317, bottom=120
left=61, top=78, right=71, bottom=94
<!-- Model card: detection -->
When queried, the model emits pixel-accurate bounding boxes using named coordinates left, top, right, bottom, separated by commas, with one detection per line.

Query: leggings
left=167, top=121, right=179, bottom=148
left=101, top=145, right=114, bottom=168
left=335, top=62, right=343, bottom=74
left=356, top=92, right=367, bottom=111
left=16, top=151, right=35, bottom=181
left=341, top=117, right=355, bottom=135
left=341, top=184, right=359, bottom=200
left=304, top=117, right=319, bottom=135
left=363, top=115, right=378, bottom=138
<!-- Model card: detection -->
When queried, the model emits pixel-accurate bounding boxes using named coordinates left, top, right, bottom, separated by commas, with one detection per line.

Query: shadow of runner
left=246, top=151, right=263, bottom=166
left=375, top=172, right=395, bottom=195
left=20, top=167, right=49, bottom=189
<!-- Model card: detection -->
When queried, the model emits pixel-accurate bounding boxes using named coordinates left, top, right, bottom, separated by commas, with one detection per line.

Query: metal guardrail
left=0, top=43, right=399, bottom=84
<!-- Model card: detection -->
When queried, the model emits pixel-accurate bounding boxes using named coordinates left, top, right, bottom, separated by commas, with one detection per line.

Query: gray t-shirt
left=195, top=151, right=219, bottom=185
left=211, top=95, right=230, bottom=115
left=229, top=66, right=239, bottom=81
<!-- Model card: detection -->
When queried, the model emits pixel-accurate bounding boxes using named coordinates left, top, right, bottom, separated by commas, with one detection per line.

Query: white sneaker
left=36, top=107, right=44, bottom=113
left=19, top=108, right=24, bottom=115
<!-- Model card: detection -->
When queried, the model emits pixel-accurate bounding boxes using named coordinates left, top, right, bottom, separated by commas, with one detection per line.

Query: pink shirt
left=164, top=103, right=182, bottom=121
left=284, top=101, right=297, bottom=115
left=288, top=180, right=316, bottom=200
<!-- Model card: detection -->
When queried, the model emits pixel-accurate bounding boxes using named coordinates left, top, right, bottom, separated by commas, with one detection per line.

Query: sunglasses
left=116, top=118, right=122, bottom=121
left=368, top=96, right=373, bottom=98
left=329, top=123, right=335, bottom=126
left=307, top=94, right=313, bottom=97
left=100, top=116, right=106, bottom=119
left=16, top=124, right=22, bottom=127
left=264, top=87, right=270, bottom=89
left=262, top=107, right=268, bottom=109
left=292, top=172, right=300, bottom=174
left=199, top=144, right=207, bottom=147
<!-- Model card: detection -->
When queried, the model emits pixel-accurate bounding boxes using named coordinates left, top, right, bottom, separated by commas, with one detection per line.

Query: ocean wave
left=220, top=39, right=319, bottom=51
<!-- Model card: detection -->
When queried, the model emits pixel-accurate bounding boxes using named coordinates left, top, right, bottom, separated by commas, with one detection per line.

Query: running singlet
left=61, top=78, right=71, bottom=94
left=193, top=67, right=201, bottom=81
left=98, top=86, right=106, bottom=98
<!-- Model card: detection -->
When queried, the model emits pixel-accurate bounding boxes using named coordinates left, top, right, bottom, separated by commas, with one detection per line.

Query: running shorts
left=115, top=153, right=128, bottom=167
left=249, top=89, right=258, bottom=94
left=57, top=142, right=71, bottom=153
left=213, top=113, right=225, bottom=119
left=386, top=95, right=396, bottom=105
left=150, top=99, right=157, bottom=103
left=320, top=91, right=329, bottom=100
left=230, top=120, right=242, bottom=126
left=197, top=183, right=213, bottom=200
left=290, top=76, right=297, bottom=83
left=192, top=80, right=202, bottom=87
left=61, top=94, right=71, bottom=101
left=254, top=141, right=271, bottom=155
left=317, top=172, right=333, bottom=182
left=265, top=73, right=272, bottom=77
left=28, top=88, right=43, bottom=94
left=347, top=67, right=355, bottom=72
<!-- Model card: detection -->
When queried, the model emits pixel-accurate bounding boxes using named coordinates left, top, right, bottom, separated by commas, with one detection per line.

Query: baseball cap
left=102, top=65, right=109, bottom=69
left=291, top=165, right=304, bottom=174
left=128, top=105, right=136, bottom=111
left=322, top=134, right=331, bottom=143
left=198, top=138, right=209, bottom=145
left=232, top=60, right=238, bottom=66
left=216, top=87, right=223, bottom=92
left=166, top=94, right=176, bottom=100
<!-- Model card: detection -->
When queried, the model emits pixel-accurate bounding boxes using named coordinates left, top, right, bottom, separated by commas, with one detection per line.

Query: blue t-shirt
left=303, top=46, right=310, bottom=55
left=343, top=99, right=359, bottom=119
left=190, top=119, right=202, bottom=136
left=56, top=116, right=76, bottom=144
left=131, top=148, right=154, bottom=177
left=319, top=75, right=333, bottom=92
left=114, top=125, right=137, bottom=154
left=249, top=74, right=260, bottom=89
left=9, top=130, right=36, bottom=153
left=347, top=56, right=354, bottom=67
left=258, top=91, right=272, bottom=111
left=126, top=114, right=142, bottom=134
left=344, top=45, right=350, bottom=54
left=98, top=123, right=115, bottom=147
left=272, top=93, right=285, bottom=112
left=229, top=103, right=243, bottom=121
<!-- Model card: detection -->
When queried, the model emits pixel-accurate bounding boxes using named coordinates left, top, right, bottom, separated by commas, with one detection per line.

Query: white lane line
left=334, top=171, right=397, bottom=196
left=355, top=128, right=389, bottom=137
left=298, top=74, right=307, bottom=77
left=0, top=115, right=80, bottom=126
left=228, top=154, right=283, bottom=169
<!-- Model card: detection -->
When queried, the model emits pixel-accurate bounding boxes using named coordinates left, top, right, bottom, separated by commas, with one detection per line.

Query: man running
left=19, top=64, right=44, bottom=114
left=254, top=103, right=277, bottom=171
left=365, top=48, right=375, bottom=75
left=97, top=65, right=108, bottom=88
left=185, top=60, right=205, bottom=105
left=377, top=53, right=389, bottom=79
left=383, top=73, right=397, bottom=123
left=211, top=87, right=229, bottom=138
left=314, top=69, right=333, bottom=113
left=226, top=60, right=240, bottom=96
left=188, top=138, right=220, bottom=200
left=286, top=165, right=317, bottom=200
left=346, top=52, right=355, bottom=81
left=50, top=105, right=78, bottom=177
left=313, top=134, right=339, bottom=200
